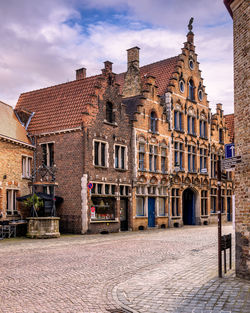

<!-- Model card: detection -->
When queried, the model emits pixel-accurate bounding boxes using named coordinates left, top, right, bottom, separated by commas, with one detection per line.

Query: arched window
left=189, top=79, right=195, bottom=101
left=150, top=111, right=157, bottom=133
left=106, top=102, right=113, bottom=123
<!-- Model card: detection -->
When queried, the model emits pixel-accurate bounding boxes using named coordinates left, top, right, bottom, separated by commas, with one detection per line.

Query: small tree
left=24, top=194, right=43, bottom=216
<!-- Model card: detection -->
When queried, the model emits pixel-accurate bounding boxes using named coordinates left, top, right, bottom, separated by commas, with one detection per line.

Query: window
left=91, top=197, right=115, bottom=220
left=136, top=197, right=145, bottom=216
left=201, top=190, right=208, bottom=216
left=94, top=141, right=107, bottom=167
left=171, top=189, right=180, bottom=216
left=150, top=111, right=157, bottom=133
left=200, top=148, right=207, bottom=172
left=187, top=116, right=196, bottom=135
left=159, top=198, right=165, bottom=216
left=174, top=142, right=184, bottom=170
left=149, top=145, right=157, bottom=172
left=161, top=147, right=167, bottom=173
left=6, top=190, right=18, bottom=215
left=106, top=102, right=113, bottom=123
left=188, top=145, right=196, bottom=172
left=22, top=156, right=32, bottom=178
left=41, top=143, right=54, bottom=167
left=115, top=145, right=126, bottom=169
left=189, top=59, right=194, bottom=70
left=211, top=153, right=217, bottom=178
left=219, top=129, right=224, bottom=144
left=198, top=89, right=203, bottom=101
left=210, top=188, right=217, bottom=213
left=139, top=143, right=145, bottom=170
left=179, top=80, right=185, bottom=93
left=188, top=79, right=195, bottom=101
left=174, top=111, right=183, bottom=131
left=199, top=120, right=207, bottom=138
left=221, top=189, right=225, bottom=213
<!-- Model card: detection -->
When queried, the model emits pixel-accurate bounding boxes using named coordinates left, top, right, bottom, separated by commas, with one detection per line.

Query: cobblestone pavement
left=0, top=225, right=249, bottom=313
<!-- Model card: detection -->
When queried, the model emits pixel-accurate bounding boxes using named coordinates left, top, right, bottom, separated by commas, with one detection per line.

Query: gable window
left=189, top=59, right=194, bottom=70
left=179, top=80, right=185, bottom=93
left=6, top=190, right=18, bottom=215
left=188, top=145, right=196, bottom=173
left=139, top=143, right=145, bottom=170
left=201, top=190, right=208, bottom=216
left=174, top=142, right=184, bottom=170
left=106, top=102, right=114, bottom=123
left=171, top=188, right=180, bottom=216
left=211, top=153, right=217, bottom=178
left=161, top=147, right=167, bottom=173
left=22, top=156, right=32, bottom=178
left=115, top=145, right=126, bottom=170
left=41, top=143, right=54, bottom=167
left=174, top=111, right=183, bottom=131
left=199, top=120, right=207, bottom=138
left=187, top=116, right=195, bottom=135
left=210, top=188, right=217, bottom=213
left=219, top=129, right=224, bottom=144
left=94, top=141, right=107, bottom=167
left=150, top=111, right=157, bottom=133
left=188, top=79, right=195, bottom=101
left=200, top=148, right=207, bottom=172
left=149, top=145, right=157, bottom=172
left=198, top=89, right=203, bottom=101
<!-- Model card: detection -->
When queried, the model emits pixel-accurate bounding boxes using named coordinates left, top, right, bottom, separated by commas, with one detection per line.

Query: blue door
left=148, top=197, right=155, bottom=227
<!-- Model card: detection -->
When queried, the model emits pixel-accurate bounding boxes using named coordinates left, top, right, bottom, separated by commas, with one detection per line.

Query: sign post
left=217, top=160, right=222, bottom=278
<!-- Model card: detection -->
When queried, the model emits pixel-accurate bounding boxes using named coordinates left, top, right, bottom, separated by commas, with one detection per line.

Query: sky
left=0, top=0, right=233, bottom=114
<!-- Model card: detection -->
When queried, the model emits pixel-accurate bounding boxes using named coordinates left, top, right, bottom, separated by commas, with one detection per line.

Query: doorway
left=120, top=198, right=128, bottom=231
left=148, top=197, right=155, bottom=227
left=183, top=188, right=196, bottom=225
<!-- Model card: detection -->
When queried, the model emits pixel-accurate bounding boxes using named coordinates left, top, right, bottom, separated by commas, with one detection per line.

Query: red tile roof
left=116, top=56, right=179, bottom=95
left=16, top=75, right=101, bottom=134
left=225, top=113, right=234, bottom=142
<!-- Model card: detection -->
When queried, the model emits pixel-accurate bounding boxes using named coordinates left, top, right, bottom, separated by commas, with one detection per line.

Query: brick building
left=15, top=24, right=233, bottom=234
left=224, top=0, right=250, bottom=280
left=0, top=101, right=35, bottom=221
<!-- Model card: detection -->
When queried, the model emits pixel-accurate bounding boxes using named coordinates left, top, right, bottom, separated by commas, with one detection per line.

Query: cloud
left=0, top=0, right=233, bottom=114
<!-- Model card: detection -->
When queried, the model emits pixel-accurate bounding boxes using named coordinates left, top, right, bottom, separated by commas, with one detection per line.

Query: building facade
left=15, top=25, right=233, bottom=234
left=0, top=101, right=35, bottom=222
left=224, top=0, right=250, bottom=280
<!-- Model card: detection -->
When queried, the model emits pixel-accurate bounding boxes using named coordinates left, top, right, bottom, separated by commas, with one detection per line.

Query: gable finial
left=188, top=17, right=194, bottom=32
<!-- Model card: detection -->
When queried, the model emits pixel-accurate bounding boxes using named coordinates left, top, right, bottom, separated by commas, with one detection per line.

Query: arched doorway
left=183, top=188, right=196, bottom=225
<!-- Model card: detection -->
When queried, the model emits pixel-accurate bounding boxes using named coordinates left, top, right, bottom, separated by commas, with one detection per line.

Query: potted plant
left=24, top=194, right=43, bottom=216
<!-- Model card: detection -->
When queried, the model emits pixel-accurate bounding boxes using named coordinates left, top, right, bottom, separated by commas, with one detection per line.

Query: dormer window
left=150, top=111, right=157, bottom=133
left=188, top=79, right=195, bottom=101
left=106, top=102, right=114, bottom=123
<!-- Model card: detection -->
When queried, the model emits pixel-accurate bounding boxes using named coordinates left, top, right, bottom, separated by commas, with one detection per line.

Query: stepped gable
left=116, top=56, right=179, bottom=96
left=15, top=74, right=101, bottom=134
left=225, top=113, right=234, bottom=142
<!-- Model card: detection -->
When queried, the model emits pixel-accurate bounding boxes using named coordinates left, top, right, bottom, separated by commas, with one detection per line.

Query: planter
left=26, top=217, right=60, bottom=239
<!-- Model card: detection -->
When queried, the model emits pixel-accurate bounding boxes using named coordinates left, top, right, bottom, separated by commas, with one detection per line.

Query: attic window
left=106, top=102, right=114, bottom=123
left=189, top=59, right=194, bottom=70
left=198, top=89, right=203, bottom=101
left=179, top=80, right=185, bottom=93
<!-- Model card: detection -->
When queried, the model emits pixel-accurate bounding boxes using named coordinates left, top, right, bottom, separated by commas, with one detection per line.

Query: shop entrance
left=183, top=188, right=196, bottom=225
left=120, top=198, right=128, bottom=231
left=148, top=197, right=155, bottom=227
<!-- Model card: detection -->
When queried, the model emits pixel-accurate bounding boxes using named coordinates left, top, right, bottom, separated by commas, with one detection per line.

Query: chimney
left=123, top=46, right=141, bottom=97
left=76, top=68, right=86, bottom=80
left=127, top=46, right=140, bottom=70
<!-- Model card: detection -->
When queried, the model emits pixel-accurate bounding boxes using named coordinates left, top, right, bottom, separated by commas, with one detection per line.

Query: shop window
left=136, top=197, right=145, bottom=216
left=200, top=148, right=207, bottom=173
left=188, top=145, right=196, bottom=173
left=188, top=79, right=195, bottom=101
left=201, top=190, right=208, bottom=216
left=187, top=116, right=196, bottom=135
left=159, top=198, right=165, bottom=216
left=94, top=141, right=107, bottom=167
left=150, top=111, right=157, bottom=133
left=210, top=188, right=217, bottom=213
left=115, top=145, right=126, bottom=170
left=106, top=102, right=114, bottom=123
left=22, top=156, right=32, bottom=178
left=41, top=143, right=54, bottom=167
left=91, top=197, right=115, bottom=220
left=149, top=145, right=157, bottom=172
left=174, top=111, right=183, bottom=131
left=174, top=142, right=184, bottom=170
left=139, top=143, right=145, bottom=170
left=6, top=190, right=18, bottom=215
left=171, top=189, right=180, bottom=216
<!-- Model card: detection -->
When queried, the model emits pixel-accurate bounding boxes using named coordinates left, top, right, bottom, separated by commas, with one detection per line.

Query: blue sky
left=0, top=0, right=233, bottom=113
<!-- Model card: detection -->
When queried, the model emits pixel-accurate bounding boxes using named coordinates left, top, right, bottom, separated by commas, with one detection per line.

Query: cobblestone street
left=0, top=225, right=249, bottom=313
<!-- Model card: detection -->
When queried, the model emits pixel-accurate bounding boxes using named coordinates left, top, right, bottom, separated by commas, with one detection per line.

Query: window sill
left=188, top=170, right=197, bottom=174
left=94, top=165, right=108, bottom=169
left=201, top=215, right=209, bottom=218
left=187, top=99, right=197, bottom=104
left=174, top=128, right=185, bottom=134
left=90, top=219, right=118, bottom=223
left=200, top=172, right=208, bottom=176
left=103, top=120, right=118, bottom=127
left=171, top=216, right=182, bottom=219
left=200, top=136, right=208, bottom=140
left=157, top=215, right=168, bottom=218
left=115, top=168, right=127, bottom=172
left=22, top=176, right=32, bottom=180
left=148, top=130, right=159, bottom=135
left=135, top=216, right=147, bottom=218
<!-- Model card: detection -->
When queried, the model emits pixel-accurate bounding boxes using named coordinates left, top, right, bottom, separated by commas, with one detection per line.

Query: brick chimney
left=76, top=68, right=86, bottom=80
left=123, top=47, right=141, bottom=97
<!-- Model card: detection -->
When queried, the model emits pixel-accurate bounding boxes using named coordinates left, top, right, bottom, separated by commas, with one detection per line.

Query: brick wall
left=230, top=0, right=250, bottom=280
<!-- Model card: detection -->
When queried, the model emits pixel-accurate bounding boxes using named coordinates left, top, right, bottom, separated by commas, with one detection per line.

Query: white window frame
left=93, top=140, right=108, bottom=167
left=22, top=155, right=32, bottom=178
left=41, top=142, right=54, bottom=167
left=114, top=144, right=127, bottom=170
left=158, top=197, right=166, bottom=216
left=6, top=189, right=18, bottom=215
left=136, top=196, right=145, bottom=216
left=149, top=145, right=158, bottom=172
